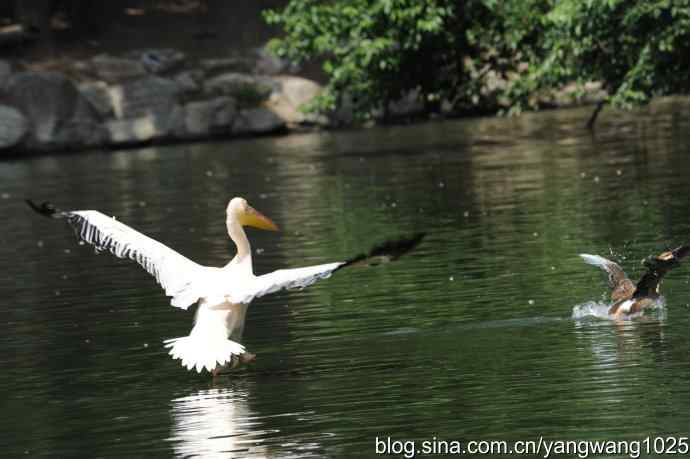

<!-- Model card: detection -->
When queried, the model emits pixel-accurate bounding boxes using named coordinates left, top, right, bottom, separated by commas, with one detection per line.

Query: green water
left=3, top=100, right=690, bottom=458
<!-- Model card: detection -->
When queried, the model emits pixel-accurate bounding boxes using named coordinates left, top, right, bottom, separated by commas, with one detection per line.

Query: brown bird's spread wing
left=579, top=253, right=636, bottom=302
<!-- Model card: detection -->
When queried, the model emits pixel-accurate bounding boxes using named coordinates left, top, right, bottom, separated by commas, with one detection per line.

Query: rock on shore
left=0, top=47, right=326, bottom=154
left=0, top=45, right=601, bottom=155
left=6, top=71, right=106, bottom=151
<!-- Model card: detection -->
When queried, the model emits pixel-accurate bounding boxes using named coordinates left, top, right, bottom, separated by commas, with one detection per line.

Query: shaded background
left=1, top=1, right=287, bottom=60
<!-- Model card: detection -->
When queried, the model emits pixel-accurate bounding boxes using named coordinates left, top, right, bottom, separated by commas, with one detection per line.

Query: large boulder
left=108, top=76, right=181, bottom=119
left=253, top=46, right=300, bottom=75
left=89, top=54, right=146, bottom=83
left=200, top=57, right=254, bottom=75
left=78, top=81, right=113, bottom=118
left=173, top=97, right=236, bottom=139
left=173, top=70, right=203, bottom=95
left=106, top=114, right=174, bottom=145
left=0, top=60, right=12, bottom=90
left=204, top=73, right=276, bottom=106
left=105, top=76, right=182, bottom=145
left=0, top=105, right=29, bottom=150
left=233, top=107, right=286, bottom=135
left=267, top=76, right=326, bottom=125
left=126, top=48, right=186, bottom=74
left=6, top=72, right=106, bottom=150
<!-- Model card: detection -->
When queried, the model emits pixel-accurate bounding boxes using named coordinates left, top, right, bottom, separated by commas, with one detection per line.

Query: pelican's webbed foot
left=211, top=352, right=257, bottom=376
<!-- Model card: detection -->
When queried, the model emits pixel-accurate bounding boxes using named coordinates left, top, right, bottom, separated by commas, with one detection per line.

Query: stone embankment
left=0, top=47, right=330, bottom=154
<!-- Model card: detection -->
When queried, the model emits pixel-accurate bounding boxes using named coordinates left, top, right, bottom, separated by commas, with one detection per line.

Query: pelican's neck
left=227, top=215, right=252, bottom=268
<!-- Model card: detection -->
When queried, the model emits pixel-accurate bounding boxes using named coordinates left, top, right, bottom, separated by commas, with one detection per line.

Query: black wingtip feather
left=337, top=232, right=426, bottom=271
left=26, top=199, right=62, bottom=218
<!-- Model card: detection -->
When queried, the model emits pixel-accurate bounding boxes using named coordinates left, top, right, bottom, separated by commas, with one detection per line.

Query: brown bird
left=580, top=246, right=690, bottom=317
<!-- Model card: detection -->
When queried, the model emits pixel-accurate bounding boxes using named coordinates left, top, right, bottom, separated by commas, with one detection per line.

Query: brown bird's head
left=643, top=245, right=690, bottom=273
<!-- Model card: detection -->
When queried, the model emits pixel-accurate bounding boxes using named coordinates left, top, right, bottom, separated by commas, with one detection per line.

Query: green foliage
left=517, top=0, right=690, bottom=110
left=265, top=0, right=464, bottom=118
left=265, top=0, right=690, bottom=120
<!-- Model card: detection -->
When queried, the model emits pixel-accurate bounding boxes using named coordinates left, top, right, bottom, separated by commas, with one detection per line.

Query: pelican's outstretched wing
left=579, top=253, right=636, bottom=302
left=28, top=201, right=206, bottom=310
left=230, top=232, right=426, bottom=304
left=233, top=262, right=345, bottom=303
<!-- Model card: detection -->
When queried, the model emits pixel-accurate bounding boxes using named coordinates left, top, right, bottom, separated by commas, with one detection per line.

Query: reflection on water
left=169, top=385, right=268, bottom=458
left=572, top=315, right=669, bottom=399
left=169, top=383, right=331, bottom=458
left=4, top=100, right=690, bottom=456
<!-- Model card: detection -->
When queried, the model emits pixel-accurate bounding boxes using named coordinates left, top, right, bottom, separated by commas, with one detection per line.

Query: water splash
left=571, top=301, right=612, bottom=320
left=572, top=298, right=666, bottom=320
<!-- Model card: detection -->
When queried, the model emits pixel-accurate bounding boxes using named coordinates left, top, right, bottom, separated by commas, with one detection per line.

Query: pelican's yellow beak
left=240, top=206, right=279, bottom=231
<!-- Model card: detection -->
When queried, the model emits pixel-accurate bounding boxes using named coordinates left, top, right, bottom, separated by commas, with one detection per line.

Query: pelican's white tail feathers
left=163, top=335, right=245, bottom=373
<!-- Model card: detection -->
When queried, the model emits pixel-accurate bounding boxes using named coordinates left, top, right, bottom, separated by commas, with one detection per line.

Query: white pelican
left=28, top=198, right=423, bottom=375
left=580, top=245, right=689, bottom=317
